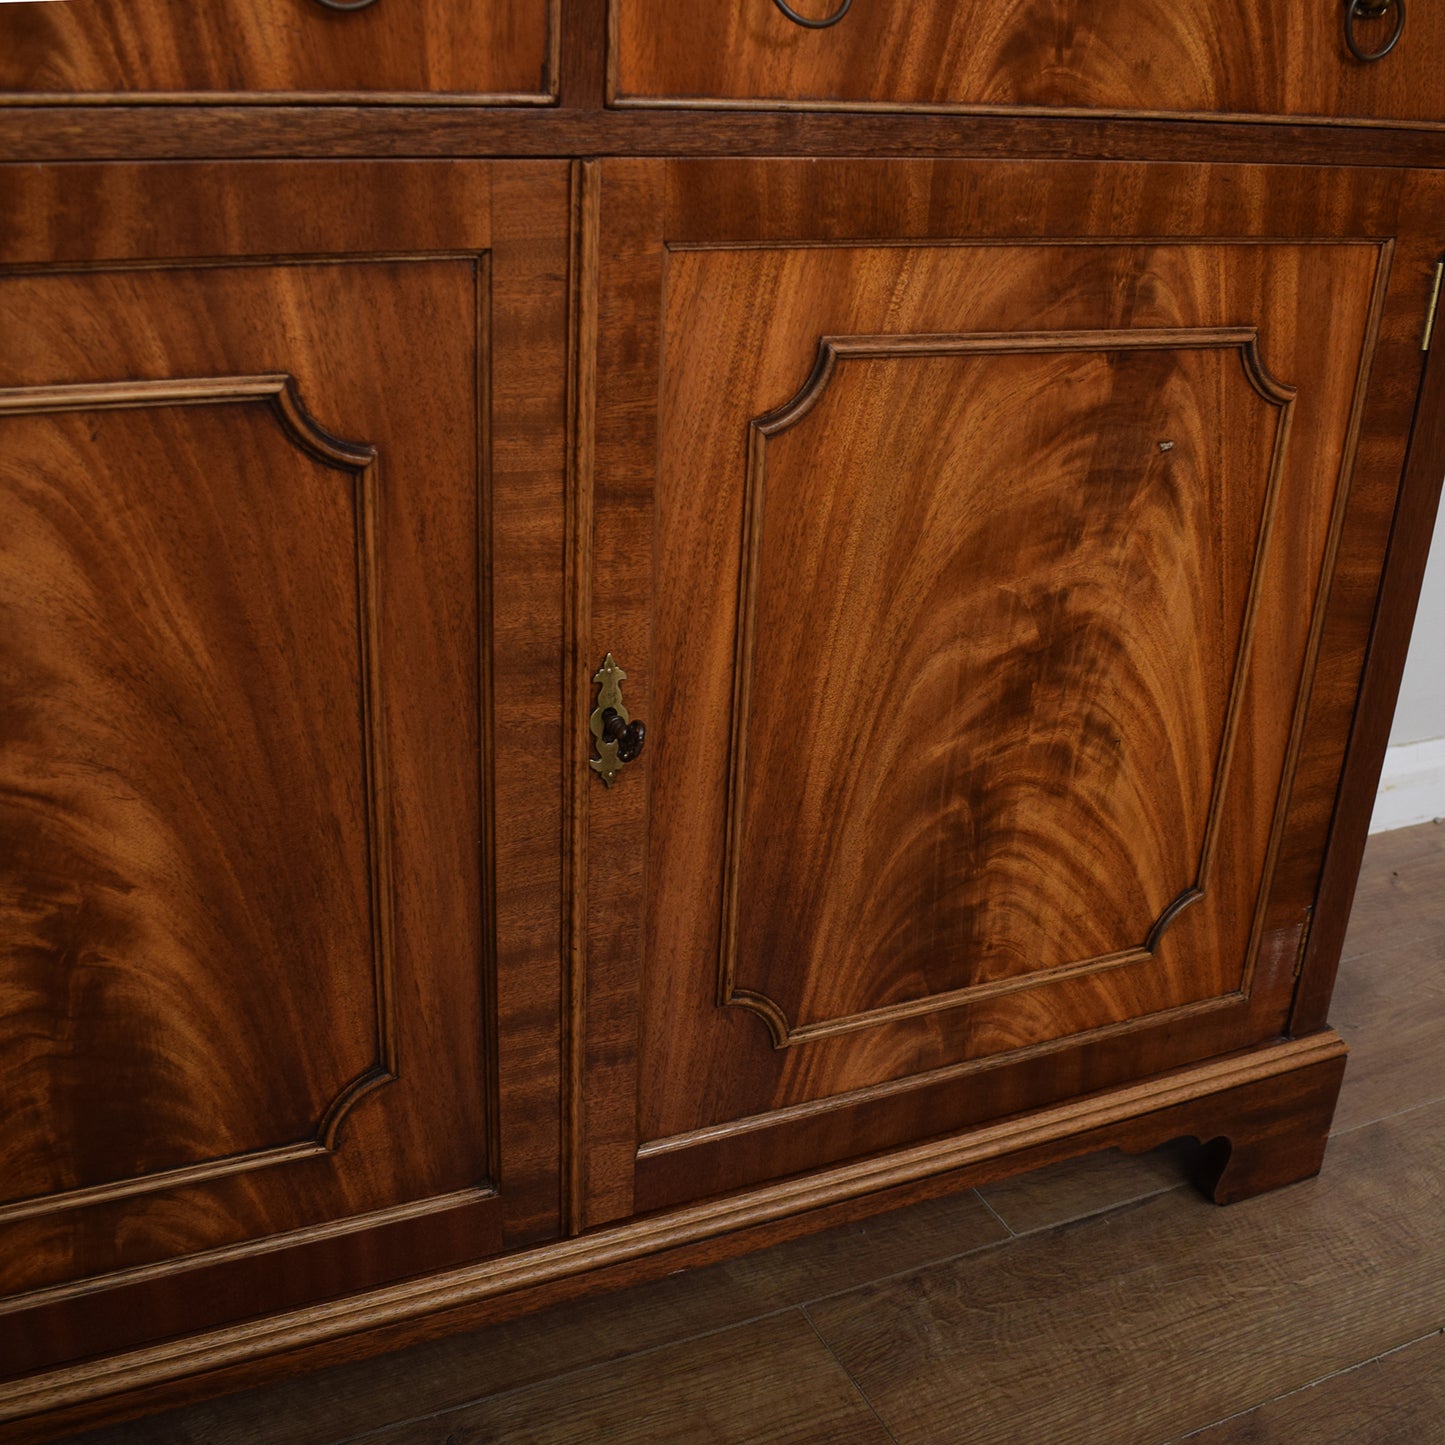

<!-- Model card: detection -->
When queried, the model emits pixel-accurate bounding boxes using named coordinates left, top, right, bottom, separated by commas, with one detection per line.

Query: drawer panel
left=0, top=0, right=556, bottom=103
left=610, top=1, right=1444, bottom=126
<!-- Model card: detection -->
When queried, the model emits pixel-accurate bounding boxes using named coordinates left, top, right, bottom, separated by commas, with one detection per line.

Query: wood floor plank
left=807, top=1095, right=1445, bottom=1445
left=363, top=1311, right=894, bottom=1445
left=1341, top=822, right=1445, bottom=961
left=977, top=1140, right=1199, bottom=1234
left=1329, top=931, right=1445, bottom=1134
left=67, top=1189, right=1002, bottom=1445
left=1182, top=1331, right=1445, bottom=1443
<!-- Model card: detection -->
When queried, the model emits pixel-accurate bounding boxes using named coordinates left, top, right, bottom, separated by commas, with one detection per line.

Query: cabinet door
left=574, top=158, right=1445, bottom=1224
left=0, top=162, right=568, bottom=1375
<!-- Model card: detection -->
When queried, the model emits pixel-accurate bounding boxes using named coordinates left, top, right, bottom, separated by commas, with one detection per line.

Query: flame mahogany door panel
left=575, top=157, right=1445, bottom=1224
left=0, top=161, right=568, bottom=1374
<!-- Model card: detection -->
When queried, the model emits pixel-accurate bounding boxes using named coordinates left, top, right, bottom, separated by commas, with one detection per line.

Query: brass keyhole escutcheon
left=589, top=653, right=646, bottom=787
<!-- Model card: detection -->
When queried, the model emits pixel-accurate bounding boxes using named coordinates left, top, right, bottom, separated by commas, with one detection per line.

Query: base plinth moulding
left=0, top=1030, right=1347, bottom=1444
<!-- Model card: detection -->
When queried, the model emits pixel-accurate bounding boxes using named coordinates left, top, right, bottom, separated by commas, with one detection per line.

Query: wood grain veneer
left=9, top=109, right=1445, bottom=170
left=0, top=159, right=571, bottom=1379
left=0, top=374, right=394, bottom=1226
left=1294, top=234, right=1445, bottom=1034
left=611, top=0, right=1445, bottom=128
left=0, top=0, right=559, bottom=105
left=568, top=155, right=1442, bottom=1222
left=5, top=0, right=1445, bottom=1436
left=718, top=327, right=1293, bottom=1048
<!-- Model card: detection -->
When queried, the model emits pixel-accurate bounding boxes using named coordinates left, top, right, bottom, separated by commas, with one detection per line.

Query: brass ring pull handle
left=1344, top=0, right=1405, bottom=62
left=772, top=0, right=854, bottom=30
left=601, top=709, right=646, bottom=764
left=312, top=0, right=380, bottom=11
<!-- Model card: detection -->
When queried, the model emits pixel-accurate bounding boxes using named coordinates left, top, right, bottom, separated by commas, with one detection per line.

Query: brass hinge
left=1425, top=261, right=1445, bottom=353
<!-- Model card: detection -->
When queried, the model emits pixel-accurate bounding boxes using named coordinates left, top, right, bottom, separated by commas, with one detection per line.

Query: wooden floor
left=69, top=822, right=1445, bottom=1445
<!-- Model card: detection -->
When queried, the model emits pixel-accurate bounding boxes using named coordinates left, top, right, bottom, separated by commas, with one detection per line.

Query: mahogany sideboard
left=4, top=2, right=1445, bottom=1438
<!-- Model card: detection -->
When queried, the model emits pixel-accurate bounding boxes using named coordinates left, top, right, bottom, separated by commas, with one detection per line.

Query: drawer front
left=611, top=1, right=1444, bottom=125
left=0, top=0, right=556, bottom=102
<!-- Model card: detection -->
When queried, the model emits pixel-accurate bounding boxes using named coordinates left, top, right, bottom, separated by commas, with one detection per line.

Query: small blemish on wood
left=1158, top=440, right=1175, bottom=452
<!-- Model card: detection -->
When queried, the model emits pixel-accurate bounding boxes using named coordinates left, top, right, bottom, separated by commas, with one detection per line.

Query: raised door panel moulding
left=719, top=328, right=1296, bottom=1048
left=635, top=231, right=1384, bottom=1167
left=0, top=374, right=397, bottom=1225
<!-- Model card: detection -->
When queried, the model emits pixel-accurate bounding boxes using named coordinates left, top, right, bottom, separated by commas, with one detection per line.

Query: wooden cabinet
left=0, top=160, right=570, bottom=1381
left=4, top=4, right=1445, bottom=1439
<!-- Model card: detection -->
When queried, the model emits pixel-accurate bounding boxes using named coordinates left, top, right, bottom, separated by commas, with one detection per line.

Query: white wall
left=1372, top=497, right=1445, bottom=832
left=1389, top=502, right=1445, bottom=746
